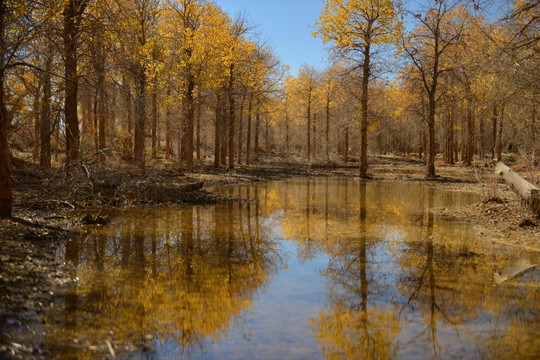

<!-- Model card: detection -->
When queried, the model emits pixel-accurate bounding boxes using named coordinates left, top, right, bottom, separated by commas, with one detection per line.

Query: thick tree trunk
left=64, top=0, right=84, bottom=171
left=0, top=0, right=12, bottom=218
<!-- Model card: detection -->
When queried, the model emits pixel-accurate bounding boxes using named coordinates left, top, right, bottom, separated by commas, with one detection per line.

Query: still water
left=51, top=178, right=539, bottom=359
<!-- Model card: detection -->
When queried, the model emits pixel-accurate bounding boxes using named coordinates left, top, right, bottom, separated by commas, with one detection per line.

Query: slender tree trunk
left=182, top=75, right=195, bottom=171
left=344, top=125, right=349, bottom=163
left=265, top=115, right=269, bottom=154
left=497, top=103, right=504, bottom=161
left=313, top=112, right=317, bottom=158
left=325, top=96, right=330, bottom=161
left=479, top=116, right=484, bottom=160
left=93, top=90, right=98, bottom=153
left=165, top=89, right=172, bottom=159
left=196, top=97, right=201, bottom=161
left=237, top=94, right=244, bottom=164
left=96, top=50, right=106, bottom=162
left=214, top=92, right=221, bottom=167
left=465, top=98, right=474, bottom=166
left=491, top=104, right=498, bottom=159
left=246, top=94, right=252, bottom=165
left=0, top=0, right=12, bottom=218
left=40, top=47, right=52, bottom=168
left=286, top=108, right=290, bottom=158
left=33, top=83, right=41, bottom=163
left=151, top=84, right=157, bottom=158
left=531, top=106, right=536, bottom=148
left=133, top=63, right=146, bottom=169
left=228, top=73, right=235, bottom=170
left=220, top=97, right=227, bottom=165
left=359, top=43, right=371, bottom=178
left=123, top=72, right=133, bottom=161
left=307, top=94, right=311, bottom=161
left=447, top=111, right=454, bottom=165
left=255, top=111, right=260, bottom=156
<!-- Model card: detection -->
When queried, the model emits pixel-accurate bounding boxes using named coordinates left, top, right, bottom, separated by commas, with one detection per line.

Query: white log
left=494, top=161, right=540, bottom=215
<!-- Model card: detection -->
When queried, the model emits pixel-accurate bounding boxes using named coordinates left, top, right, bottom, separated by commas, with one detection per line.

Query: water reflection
left=51, top=201, right=284, bottom=359
left=49, top=178, right=539, bottom=359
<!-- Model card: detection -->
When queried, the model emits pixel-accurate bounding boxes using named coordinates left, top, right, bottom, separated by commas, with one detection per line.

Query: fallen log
left=494, top=161, right=540, bottom=215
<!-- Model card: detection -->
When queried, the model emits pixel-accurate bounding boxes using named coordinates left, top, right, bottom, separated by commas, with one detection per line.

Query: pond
left=49, top=178, right=539, bottom=359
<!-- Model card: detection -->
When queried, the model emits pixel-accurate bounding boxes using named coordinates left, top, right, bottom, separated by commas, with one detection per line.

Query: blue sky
left=214, top=1, right=510, bottom=77
left=215, top=0, right=328, bottom=76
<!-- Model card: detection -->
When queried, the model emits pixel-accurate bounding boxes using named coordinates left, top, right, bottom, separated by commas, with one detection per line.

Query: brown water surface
left=48, top=178, right=539, bottom=359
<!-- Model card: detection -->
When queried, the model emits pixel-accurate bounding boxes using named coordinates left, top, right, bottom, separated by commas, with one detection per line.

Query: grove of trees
left=0, top=0, right=538, bottom=218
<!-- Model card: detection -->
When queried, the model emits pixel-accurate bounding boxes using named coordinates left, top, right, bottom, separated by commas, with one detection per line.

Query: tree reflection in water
left=51, top=203, right=284, bottom=358
left=47, top=178, right=538, bottom=359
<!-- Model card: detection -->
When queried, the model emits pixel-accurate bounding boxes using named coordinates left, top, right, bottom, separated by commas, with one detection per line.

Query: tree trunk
left=265, top=115, right=269, bottom=154
left=196, top=97, right=201, bottom=161
left=497, top=103, right=504, bottom=161
left=312, top=112, right=317, bottom=158
left=182, top=75, right=195, bottom=171
left=237, top=94, right=244, bottom=164
left=133, top=63, right=146, bottom=169
left=40, top=46, right=52, bottom=168
left=64, top=0, right=85, bottom=171
left=344, top=125, right=349, bottom=163
left=255, top=110, right=260, bottom=156
left=359, top=43, right=371, bottom=178
left=465, top=99, right=474, bottom=166
left=93, top=90, right=98, bottom=153
left=246, top=94, right=252, bottom=165
left=96, top=49, right=106, bottom=162
left=165, top=89, right=172, bottom=159
left=0, top=0, right=12, bottom=218
left=123, top=72, right=133, bottom=161
left=285, top=108, right=290, bottom=158
left=214, top=92, right=221, bottom=167
left=307, top=94, right=311, bottom=162
left=228, top=87, right=235, bottom=170
left=325, top=96, right=330, bottom=161
left=495, top=161, right=540, bottom=214
left=151, top=85, right=157, bottom=158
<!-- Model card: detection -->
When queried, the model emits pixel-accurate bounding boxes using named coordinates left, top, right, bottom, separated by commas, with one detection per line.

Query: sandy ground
left=1, top=154, right=538, bottom=359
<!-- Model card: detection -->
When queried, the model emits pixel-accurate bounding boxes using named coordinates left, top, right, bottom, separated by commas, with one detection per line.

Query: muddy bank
left=1, top=154, right=538, bottom=359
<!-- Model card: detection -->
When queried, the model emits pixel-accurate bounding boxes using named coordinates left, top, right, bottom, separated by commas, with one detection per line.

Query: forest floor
left=1, top=153, right=539, bottom=359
